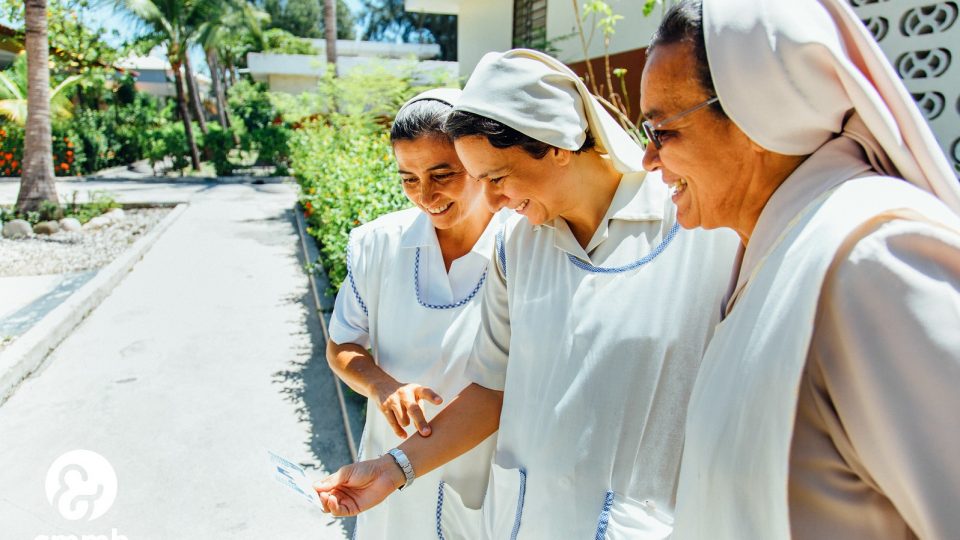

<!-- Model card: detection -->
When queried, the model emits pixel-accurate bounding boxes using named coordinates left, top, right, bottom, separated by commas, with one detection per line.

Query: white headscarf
left=703, top=0, right=960, bottom=213
left=455, top=49, right=646, bottom=173
left=397, top=87, right=462, bottom=116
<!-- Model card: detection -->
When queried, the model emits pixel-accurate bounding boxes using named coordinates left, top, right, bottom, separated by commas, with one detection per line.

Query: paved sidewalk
left=0, top=180, right=352, bottom=538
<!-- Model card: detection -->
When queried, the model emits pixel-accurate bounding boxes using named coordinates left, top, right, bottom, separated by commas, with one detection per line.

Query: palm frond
left=0, top=71, right=23, bottom=100
left=50, top=74, right=82, bottom=100
left=0, top=99, right=27, bottom=125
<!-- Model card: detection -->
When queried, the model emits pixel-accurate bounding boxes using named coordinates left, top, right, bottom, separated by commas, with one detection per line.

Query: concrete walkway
left=0, top=179, right=352, bottom=538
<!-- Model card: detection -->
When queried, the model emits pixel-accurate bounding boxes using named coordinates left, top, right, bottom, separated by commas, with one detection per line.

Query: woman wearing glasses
left=639, top=1, right=960, bottom=538
left=325, top=88, right=503, bottom=539
left=316, top=49, right=738, bottom=538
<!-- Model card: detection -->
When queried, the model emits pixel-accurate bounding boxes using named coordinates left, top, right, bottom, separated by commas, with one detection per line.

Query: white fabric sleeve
left=464, top=239, right=511, bottom=391
left=328, top=232, right=372, bottom=349
left=814, top=219, right=960, bottom=539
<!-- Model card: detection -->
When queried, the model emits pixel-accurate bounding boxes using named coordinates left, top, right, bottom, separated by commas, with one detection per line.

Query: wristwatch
left=386, top=448, right=416, bottom=490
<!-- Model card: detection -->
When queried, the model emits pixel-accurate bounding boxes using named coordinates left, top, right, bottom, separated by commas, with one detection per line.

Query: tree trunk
left=225, top=57, right=236, bottom=87
left=172, top=59, right=201, bottom=171
left=323, top=0, right=337, bottom=76
left=183, top=53, right=208, bottom=135
left=206, top=49, right=228, bottom=129
left=17, top=0, right=58, bottom=213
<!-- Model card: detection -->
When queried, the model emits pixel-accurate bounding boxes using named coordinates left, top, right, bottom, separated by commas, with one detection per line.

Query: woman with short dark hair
left=325, top=88, right=503, bottom=539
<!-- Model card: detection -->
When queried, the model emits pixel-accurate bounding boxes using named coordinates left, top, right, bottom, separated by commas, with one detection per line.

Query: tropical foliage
left=0, top=54, right=81, bottom=125
left=258, top=0, right=354, bottom=40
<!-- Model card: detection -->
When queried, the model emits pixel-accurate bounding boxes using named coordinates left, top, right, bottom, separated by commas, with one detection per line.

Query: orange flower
left=66, top=150, right=73, bottom=157
left=4, top=153, right=11, bottom=160
left=60, top=163, right=69, bottom=170
left=10, top=160, right=17, bottom=168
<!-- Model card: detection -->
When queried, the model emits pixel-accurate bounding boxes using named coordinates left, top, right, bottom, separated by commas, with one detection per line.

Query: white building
left=116, top=55, right=212, bottom=100
left=405, top=0, right=960, bottom=178
left=245, top=39, right=459, bottom=94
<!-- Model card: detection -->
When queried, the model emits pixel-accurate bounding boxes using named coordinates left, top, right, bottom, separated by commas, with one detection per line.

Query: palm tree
left=16, top=0, right=58, bottom=212
left=183, top=50, right=208, bottom=135
left=323, top=0, right=337, bottom=74
left=117, top=0, right=201, bottom=170
left=195, top=0, right=266, bottom=136
left=0, top=54, right=81, bottom=126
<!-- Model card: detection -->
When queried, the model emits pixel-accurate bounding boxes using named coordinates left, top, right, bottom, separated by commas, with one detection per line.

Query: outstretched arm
left=314, top=382, right=503, bottom=516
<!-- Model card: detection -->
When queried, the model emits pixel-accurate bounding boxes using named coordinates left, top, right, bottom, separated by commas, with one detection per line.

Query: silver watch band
left=386, top=448, right=415, bottom=490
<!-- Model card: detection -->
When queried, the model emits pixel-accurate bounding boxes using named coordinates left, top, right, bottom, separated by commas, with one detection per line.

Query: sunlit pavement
left=0, top=179, right=353, bottom=538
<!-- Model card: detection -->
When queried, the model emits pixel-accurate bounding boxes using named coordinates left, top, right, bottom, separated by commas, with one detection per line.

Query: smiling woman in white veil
left=315, top=48, right=738, bottom=538
left=638, top=1, right=960, bottom=538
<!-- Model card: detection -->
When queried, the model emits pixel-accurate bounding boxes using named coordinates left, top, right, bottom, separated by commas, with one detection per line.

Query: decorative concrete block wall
left=849, top=0, right=960, bottom=178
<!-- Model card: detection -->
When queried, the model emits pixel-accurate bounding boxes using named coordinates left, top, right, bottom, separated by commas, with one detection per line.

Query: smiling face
left=453, top=135, right=573, bottom=227
left=393, top=135, right=487, bottom=231
left=640, top=41, right=758, bottom=232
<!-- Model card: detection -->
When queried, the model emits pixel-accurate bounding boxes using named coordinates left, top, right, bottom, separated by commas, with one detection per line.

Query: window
left=513, top=0, right=548, bottom=50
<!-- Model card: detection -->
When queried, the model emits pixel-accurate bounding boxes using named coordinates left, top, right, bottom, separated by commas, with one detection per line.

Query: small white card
left=267, top=450, right=321, bottom=506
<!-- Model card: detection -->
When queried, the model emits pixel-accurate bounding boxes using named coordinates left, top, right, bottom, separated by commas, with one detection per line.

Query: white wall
left=456, top=0, right=513, bottom=78
left=246, top=52, right=458, bottom=94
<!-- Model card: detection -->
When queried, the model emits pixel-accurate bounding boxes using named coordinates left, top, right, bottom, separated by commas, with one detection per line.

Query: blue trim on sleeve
left=495, top=226, right=507, bottom=279
left=594, top=490, right=615, bottom=539
left=435, top=480, right=446, bottom=540
left=510, top=468, right=527, bottom=540
left=345, top=239, right=368, bottom=317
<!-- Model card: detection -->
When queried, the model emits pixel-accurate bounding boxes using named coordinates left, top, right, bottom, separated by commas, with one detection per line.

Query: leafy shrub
left=144, top=122, right=198, bottom=175
left=291, top=115, right=410, bottom=291
left=0, top=123, right=84, bottom=177
left=202, top=125, right=236, bottom=176
left=0, top=125, right=23, bottom=177
left=251, top=124, right=290, bottom=169
left=52, top=127, right=85, bottom=176
left=263, top=28, right=317, bottom=55
left=229, top=80, right=276, bottom=133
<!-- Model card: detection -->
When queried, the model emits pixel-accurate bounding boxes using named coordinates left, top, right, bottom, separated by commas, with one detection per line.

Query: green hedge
left=292, top=115, right=410, bottom=292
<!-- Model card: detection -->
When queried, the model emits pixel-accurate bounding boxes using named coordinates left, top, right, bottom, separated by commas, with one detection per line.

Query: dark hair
left=648, top=0, right=725, bottom=117
left=443, top=110, right=596, bottom=159
left=390, top=98, right=455, bottom=143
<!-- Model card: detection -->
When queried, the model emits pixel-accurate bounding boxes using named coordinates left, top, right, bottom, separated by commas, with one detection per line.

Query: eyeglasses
left=642, top=96, right=720, bottom=149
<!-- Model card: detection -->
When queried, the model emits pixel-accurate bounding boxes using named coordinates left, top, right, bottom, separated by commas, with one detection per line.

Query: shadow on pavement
left=272, top=208, right=364, bottom=536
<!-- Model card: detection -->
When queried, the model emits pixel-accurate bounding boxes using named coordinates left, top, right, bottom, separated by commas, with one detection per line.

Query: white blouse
left=435, top=172, right=740, bottom=539
left=329, top=207, right=508, bottom=540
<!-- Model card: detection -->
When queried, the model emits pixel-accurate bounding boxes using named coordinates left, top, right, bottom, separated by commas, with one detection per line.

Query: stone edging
left=0, top=203, right=189, bottom=406
left=293, top=206, right=359, bottom=462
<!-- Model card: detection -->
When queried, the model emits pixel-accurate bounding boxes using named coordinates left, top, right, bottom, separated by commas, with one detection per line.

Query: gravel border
left=0, top=208, right=171, bottom=277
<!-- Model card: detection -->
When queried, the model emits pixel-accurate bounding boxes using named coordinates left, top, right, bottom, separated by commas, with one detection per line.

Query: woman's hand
left=313, top=456, right=406, bottom=516
left=373, top=381, right=443, bottom=438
